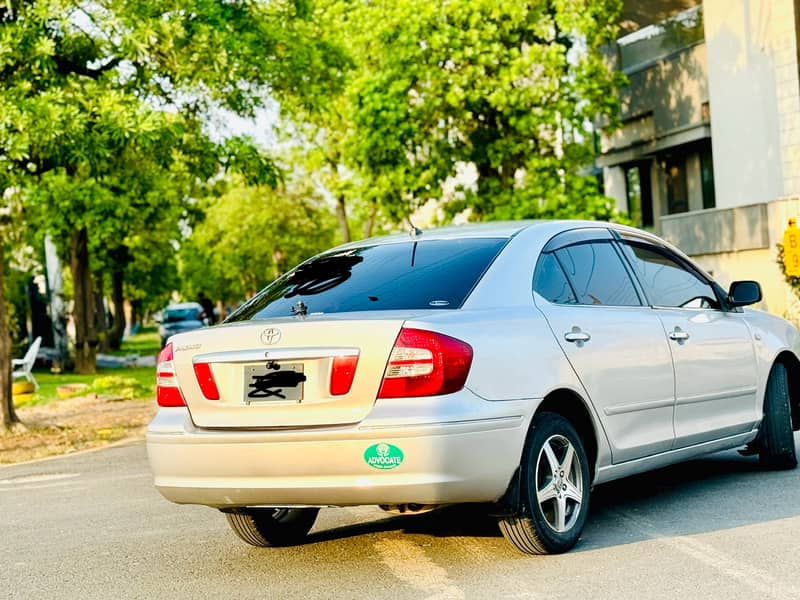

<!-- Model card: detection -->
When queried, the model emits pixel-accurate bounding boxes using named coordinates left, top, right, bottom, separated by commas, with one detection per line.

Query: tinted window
left=620, top=242, right=719, bottom=309
left=164, top=307, right=202, bottom=322
left=533, top=253, right=577, bottom=304
left=553, top=242, right=640, bottom=306
left=226, top=238, right=507, bottom=321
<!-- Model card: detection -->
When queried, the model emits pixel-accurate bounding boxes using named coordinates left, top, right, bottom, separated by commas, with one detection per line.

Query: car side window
left=540, top=241, right=640, bottom=306
left=620, top=242, right=720, bottom=309
left=533, top=252, right=578, bottom=304
left=555, top=242, right=641, bottom=306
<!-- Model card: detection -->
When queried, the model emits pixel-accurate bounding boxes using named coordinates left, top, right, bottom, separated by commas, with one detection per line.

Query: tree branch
left=54, top=56, right=122, bottom=80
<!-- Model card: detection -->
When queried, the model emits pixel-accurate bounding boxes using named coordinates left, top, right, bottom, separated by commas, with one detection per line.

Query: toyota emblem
left=260, top=328, right=282, bottom=345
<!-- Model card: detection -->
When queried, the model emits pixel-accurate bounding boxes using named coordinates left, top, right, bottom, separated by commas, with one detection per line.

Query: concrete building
left=599, top=0, right=800, bottom=321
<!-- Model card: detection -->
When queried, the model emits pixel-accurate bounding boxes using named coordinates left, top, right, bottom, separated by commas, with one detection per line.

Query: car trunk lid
left=170, top=319, right=404, bottom=428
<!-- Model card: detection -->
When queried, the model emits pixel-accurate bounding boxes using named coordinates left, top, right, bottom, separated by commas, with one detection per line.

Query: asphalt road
left=2, top=437, right=800, bottom=600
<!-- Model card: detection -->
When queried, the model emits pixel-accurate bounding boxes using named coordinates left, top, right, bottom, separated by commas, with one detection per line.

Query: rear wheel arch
left=535, top=390, right=599, bottom=483
left=495, top=389, right=600, bottom=517
left=773, top=351, right=800, bottom=431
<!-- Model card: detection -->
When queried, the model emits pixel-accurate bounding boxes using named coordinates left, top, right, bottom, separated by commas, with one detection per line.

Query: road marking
left=610, top=509, right=800, bottom=599
left=374, top=537, right=464, bottom=600
left=0, top=472, right=80, bottom=485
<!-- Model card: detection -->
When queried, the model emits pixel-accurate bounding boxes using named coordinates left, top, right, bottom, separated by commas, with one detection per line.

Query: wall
left=704, top=0, right=797, bottom=208
left=620, top=43, right=709, bottom=134
left=603, top=166, right=628, bottom=213
left=692, top=249, right=785, bottom=315
left=664, top=196, right=800, bottom=323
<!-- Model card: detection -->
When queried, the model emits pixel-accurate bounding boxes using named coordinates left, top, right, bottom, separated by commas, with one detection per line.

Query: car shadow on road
left=306, top=444, right=800, bottom=552
left=306, top=503, right=502, bottom=545
left=577, top=446, right=800, bottom=551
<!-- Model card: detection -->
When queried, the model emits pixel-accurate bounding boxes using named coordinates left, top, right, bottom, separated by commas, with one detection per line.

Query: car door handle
left=564, top=329, right=591, bottom=344
left=668, top=328, right=690, bottom=341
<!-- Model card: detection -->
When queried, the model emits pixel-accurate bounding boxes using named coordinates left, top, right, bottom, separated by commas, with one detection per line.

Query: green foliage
left=295, top=0, right=626, bottom=225
left=3, top=264, right=31, bottom=351
left=105, top=326, right=161, bottom=358
left=91, top=375, right=151, bottom=400
left=179, top=180, right=337, bottom=304
left=776, top=244, right=800, bottom=290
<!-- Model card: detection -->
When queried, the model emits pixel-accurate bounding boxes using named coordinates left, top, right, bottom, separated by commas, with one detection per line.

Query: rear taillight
left=377, top=328, right=473, bottom=398
left=193, top=362, right=220, bottom=400
left=330, top=354, right=359, bottom=396
left=156, top=343, right=186, bottom=407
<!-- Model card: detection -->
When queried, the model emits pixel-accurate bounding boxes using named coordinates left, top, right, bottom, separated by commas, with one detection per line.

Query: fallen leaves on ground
left=0, top=394, right=156, bottom=464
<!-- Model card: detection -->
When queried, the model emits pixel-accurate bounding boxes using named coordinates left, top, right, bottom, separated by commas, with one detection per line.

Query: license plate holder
left=244, top=363, right=305, bottom=404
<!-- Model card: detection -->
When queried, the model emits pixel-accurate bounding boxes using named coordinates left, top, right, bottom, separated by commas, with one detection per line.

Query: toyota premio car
left=147, top=221, right=800, bottom=555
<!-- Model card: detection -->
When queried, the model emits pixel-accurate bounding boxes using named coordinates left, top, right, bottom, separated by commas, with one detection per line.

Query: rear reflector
left=330, top=355, right=359, bottom=396
left=156, top=343, right=186, bottom=407
left=193, top=362, right=220, bottom=400
left=377, top=328, right=473, bottom=398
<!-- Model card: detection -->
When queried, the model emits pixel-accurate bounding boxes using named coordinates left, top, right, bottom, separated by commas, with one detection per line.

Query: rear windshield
left=226, top=238, right=507, bottom=321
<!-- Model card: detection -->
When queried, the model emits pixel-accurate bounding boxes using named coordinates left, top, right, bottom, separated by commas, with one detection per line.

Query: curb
left=0, top=434, right=146, bottom=470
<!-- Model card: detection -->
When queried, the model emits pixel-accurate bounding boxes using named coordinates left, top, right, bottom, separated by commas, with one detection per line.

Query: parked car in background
left=157, top=302, right=207, bottom=348
left=147, top=221, right=800, bottom=555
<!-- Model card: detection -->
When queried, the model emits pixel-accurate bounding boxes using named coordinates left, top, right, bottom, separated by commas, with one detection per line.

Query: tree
left=0, top=0, right=338, bottom=376
left=341, top=0, right=625, bottom=222
left=179, top=181, right=337, bottom=308
left=277, top=0, right=392, bottom=244
left=0, top=236, right=14, bottom=429
left=0, top=192, right=25, bottom=429
left=0, top=0, right=345, bottom=425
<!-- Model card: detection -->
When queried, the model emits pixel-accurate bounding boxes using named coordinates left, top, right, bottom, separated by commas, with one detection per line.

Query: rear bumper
left=146, top=391, right=537, bottom=508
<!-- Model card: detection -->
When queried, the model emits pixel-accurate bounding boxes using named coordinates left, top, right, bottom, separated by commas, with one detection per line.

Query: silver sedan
left=147, top=221, right=799, bottom=554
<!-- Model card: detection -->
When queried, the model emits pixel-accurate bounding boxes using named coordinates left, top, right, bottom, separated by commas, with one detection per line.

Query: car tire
left=224, top=507, right=320, bottom=547
left=758, top=362, right=797, bottom=470
left=499, top=412, right=591, bottom=555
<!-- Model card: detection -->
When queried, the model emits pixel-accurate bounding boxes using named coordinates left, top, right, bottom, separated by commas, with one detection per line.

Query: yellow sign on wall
left=783, top=219, right=800, bottom=276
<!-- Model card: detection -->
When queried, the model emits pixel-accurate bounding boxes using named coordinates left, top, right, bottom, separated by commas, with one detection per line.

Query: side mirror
left=728, top=280, right=762, bottom=307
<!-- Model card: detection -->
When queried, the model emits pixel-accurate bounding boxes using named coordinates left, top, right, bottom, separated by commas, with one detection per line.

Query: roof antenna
left=407, top=217, right=422, bottom=239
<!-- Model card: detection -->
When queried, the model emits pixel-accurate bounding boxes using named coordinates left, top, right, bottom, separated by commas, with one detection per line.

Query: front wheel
left=758, top=363, right=797, bottom=470
left=224, top=507, right=320, bottom=547
left=499, top=412, right=591, bottom=555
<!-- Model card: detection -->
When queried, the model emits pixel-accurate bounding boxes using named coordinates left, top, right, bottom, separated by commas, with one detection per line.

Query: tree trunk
left=335, top=194, right=351, bottom=243
left=94, top=270, right=109, bottom=353
left=130, top=300, right=140, bottom=330
left=0, top=243, right=19, bottom=429
left=364, top=200, right=378, bottom=238
left=71, top=227, right=97, bottom=374
left=108, top=265, right=125, bottom=351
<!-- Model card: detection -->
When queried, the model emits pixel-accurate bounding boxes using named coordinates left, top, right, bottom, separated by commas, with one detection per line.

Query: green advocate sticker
left=364, top=443, right=404, bottom=470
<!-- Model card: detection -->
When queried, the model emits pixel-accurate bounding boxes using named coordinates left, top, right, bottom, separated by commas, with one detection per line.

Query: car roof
left=166, top=302, right=203, bottom=310
left=332, top=219, right=653, bottom=251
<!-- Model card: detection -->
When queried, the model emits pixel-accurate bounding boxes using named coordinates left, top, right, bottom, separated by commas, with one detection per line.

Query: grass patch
left=12, top=326, right=159, bottom=409
left=17, top=366, right=155, bottom=409
left=106, top=325, right=161, bottom=357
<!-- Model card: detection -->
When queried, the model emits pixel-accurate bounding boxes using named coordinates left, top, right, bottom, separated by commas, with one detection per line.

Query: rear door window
left=533, top=253, right=578, bottom=304
left=227, top=238, right=508, bottom=321
left=545, top=242, right=641, bottom=306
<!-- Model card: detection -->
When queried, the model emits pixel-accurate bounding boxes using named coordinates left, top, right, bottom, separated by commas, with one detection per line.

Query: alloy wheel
left=534, top=434, right=583, bottom=533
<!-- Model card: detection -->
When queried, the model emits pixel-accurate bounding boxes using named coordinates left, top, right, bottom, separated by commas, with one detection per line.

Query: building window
left=700, top=146, right=716, bottom=209
left=665, top=156, right=689, bottom=214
